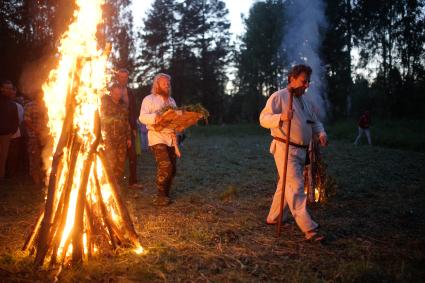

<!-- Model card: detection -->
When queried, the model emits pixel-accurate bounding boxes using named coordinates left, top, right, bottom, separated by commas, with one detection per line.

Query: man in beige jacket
left=259, top=64, right=328, bottom=241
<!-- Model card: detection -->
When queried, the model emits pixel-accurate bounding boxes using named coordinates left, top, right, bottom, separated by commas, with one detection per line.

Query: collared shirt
left=259, top=88, right=326, bottom=147
left=139, top=93, right=177, bottom=147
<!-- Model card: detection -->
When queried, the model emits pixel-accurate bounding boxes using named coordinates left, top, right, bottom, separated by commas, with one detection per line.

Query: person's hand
left=280, top=110, right=294, bottom=122
left=127, top=139, right=132, bottom=148
left=172, top=135, right=182, bottom=158
left=319, top=135, right=328, bottom=147
left=132, top=130, right=137, bottom=137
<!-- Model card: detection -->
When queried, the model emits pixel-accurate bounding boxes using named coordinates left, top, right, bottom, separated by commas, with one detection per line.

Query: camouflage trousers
left=151, top=144, right=176, bottom=197
left=27, top=138, right=43, bottom=183
left=104, top=138, right=127, bottom=182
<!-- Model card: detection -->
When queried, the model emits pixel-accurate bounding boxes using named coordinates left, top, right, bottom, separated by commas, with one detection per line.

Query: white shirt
left=11, top=102, right=24, bottom=139
left=139, top=93, right=177, bottom=147
left=259, top=88, right=326, bottom=146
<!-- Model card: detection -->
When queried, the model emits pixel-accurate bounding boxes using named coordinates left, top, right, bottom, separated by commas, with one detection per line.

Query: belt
left=273, top=136, right=308, bottom=149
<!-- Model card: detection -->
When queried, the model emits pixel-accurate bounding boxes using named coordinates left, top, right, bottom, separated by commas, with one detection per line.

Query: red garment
left=358, top=113, right=371, bottom=129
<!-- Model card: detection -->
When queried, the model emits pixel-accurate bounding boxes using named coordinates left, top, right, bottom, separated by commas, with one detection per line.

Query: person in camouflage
left=24, top=90, right=48, bottom=185
left=116, top=69, right=143, bottom=189
left=100, top=83, right=132, bottom=182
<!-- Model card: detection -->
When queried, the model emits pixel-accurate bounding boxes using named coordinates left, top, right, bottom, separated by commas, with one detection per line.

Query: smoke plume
left=282, top=0, right=328, bottom=120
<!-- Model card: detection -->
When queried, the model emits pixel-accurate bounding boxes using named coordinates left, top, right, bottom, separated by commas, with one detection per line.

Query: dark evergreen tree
left=103, top=0, right=135, bottom=72
left=136, top=0, right=231, bottom=122
left=322, top=0, right=355, bottom=119
left=233, top=0, right=285, bottom=122
left=136, top=0, right=177, bottom=82
left=354, top=0, right=425, bottom=118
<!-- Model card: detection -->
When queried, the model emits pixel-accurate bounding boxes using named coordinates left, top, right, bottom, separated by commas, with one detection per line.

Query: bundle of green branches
left=158, top=103, right=210, bottom=120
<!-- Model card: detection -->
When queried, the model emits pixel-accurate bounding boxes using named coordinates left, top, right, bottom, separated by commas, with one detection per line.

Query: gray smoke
left=282, top=0, right=328, bottom=120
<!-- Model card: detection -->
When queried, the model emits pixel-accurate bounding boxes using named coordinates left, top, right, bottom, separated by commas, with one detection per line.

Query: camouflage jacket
left=100, top=95, right=131, bottom=143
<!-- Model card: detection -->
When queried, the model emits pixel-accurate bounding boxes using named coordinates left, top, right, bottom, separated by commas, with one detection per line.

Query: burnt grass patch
left=0, top=124, right=424, bottom=282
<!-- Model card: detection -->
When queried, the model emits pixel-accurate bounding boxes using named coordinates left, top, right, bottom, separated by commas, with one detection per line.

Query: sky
left=131, top=0, right=257, bottom=40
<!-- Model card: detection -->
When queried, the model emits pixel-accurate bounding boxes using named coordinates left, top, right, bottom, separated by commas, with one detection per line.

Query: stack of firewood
left=23, top=58, right=141, bottom=267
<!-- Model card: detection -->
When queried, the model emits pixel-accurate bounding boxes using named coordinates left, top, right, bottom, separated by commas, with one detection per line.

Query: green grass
left=186, top=123, right=268, bottom=137
left=0, top=124, right=424, bottom=282
left=327, top=118, right=425, bottom=152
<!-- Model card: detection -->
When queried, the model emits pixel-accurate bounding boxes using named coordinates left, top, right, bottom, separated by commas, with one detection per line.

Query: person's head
left=287, top=64, right=312, bottom=96
left=109, top=83, right=122, bottom=103
left=0, top=79, right=16, bottom=99
left=116, top=69, right=129, bottom=87
left=151, top=73, right=171, bottom=97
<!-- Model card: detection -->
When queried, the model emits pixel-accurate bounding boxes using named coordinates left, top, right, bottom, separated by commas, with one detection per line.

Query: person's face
left=110, top=87, right=121, bottom=102
left=158, top=77, right=170, bottom=96
left=0, top=83, right=16, bottom=99
left=116, top=71, right=129, bottom=86
left=289, top=73, right=310, bottom=96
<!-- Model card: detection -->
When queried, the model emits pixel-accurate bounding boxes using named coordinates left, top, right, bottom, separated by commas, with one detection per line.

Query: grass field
left=327, top=119, right=425, bottom=152
left=0, top=124, right=424, bottom=282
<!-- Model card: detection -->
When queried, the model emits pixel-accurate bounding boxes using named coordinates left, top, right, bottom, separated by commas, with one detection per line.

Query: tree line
left=0, top=0, right=134, bottom=92
left=1, top=0, right=425, bottom=122
left=235, top=0, right=425, bottom=121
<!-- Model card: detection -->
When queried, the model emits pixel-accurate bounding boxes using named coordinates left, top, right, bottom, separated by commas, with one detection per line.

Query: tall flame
left=38, top=0, right=143, bottom=262
left=43, top=0, right=108, bottom=151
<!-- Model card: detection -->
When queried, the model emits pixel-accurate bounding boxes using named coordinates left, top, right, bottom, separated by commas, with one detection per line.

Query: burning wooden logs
left=23, top=58, right=143, bottom=267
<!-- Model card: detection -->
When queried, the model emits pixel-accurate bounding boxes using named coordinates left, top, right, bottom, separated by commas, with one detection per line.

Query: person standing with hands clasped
left=116, top=69, right=143, bottom=189
left=259, top=64, right=328, bottom=242
left=100, top=83, right=132, bottom=182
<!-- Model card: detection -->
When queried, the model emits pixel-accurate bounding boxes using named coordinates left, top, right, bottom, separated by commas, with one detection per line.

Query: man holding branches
left=139, top=73, right=178, bottom=206
left=259, top=64, right=328, bottom=241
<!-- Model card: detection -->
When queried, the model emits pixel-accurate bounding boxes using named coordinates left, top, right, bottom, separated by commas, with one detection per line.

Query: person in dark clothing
left=5, top=85, right=25, bottom=178
left=0, top=80, right=19, bottom=181
left=116, top=69, right=143, bottom=189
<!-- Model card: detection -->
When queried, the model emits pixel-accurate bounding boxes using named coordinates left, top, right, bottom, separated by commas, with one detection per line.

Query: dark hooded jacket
left=0, top=95, right=18, bottom=135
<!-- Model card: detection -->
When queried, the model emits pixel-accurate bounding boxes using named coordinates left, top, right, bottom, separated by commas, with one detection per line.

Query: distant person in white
left=259, top=64, right=328, bottom=242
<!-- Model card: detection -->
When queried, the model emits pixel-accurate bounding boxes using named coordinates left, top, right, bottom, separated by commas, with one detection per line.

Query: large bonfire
left=22, top=0, right=143, bottom=267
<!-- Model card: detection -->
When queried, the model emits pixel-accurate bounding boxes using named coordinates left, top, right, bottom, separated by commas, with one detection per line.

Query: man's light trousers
left=267, top=141, right=318, bottom=233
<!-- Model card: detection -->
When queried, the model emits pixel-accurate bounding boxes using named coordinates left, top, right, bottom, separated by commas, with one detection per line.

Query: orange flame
left=41, top=0, right=143, bottom=260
